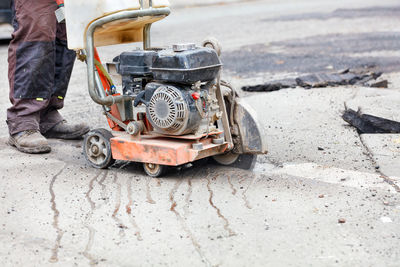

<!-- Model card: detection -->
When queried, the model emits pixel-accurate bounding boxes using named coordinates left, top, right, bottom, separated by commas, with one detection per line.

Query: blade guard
left=234, top=98, right=268, bottom=154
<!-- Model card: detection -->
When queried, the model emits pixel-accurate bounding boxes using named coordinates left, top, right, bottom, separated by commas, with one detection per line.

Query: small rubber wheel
left=83, top=128, right=115, bottom=169
left=213, top=151, right=239, bottom=165
left=202, top=37, right=222, bottom=56
left=143, top=163, right=166, bottom=177
left=212, top=152, right=257, bottom=170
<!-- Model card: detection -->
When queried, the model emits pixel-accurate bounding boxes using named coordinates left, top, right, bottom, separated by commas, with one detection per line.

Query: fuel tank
left=114, top=45, right=222, bottom=84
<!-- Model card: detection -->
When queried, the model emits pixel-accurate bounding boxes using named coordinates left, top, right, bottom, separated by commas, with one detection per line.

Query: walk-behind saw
left=63, top=0, right=267, bottom=177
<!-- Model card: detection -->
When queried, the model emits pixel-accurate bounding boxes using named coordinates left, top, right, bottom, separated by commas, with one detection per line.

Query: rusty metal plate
left=110, top=133, right=228, bottom=166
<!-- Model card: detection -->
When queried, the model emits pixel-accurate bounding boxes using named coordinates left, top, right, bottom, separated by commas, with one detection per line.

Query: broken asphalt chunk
left=241, top=78, right=297, bottom=92
left=367, top=79, right=388, bottom=88
left=342, top=108, right=400, bottom=134
left=242, top=69, right=384, bottom=92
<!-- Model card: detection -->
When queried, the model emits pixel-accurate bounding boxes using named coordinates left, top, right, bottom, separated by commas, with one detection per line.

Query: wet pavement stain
left=154, top=178, right=162, bottom=187
left=226, top=173, right=237, bottom=196
left=183, top=178, right=193, bottom=216
left=98, top=171, right=109, bottom=204
left=48, top=164, right=67, bottom=263
left=145, top=177, right=156, bottom=204
left=83, top=226, right=98, bottom=266
left=169, top=179, right=183, bottom=212
left=242, top=174, right=259, bottom=210
left=206, top=175, right=236, bottom=237
left=82, top=170, right=102, bottom=265
left=126, top=177, right=143, bottom=241
left=98, top=172, right=107, bottom=191
left=238, top=174, right=247, bottom=184
left=183, top=170, right=202, bottom=216
left=169, top=177, right=212, bottom=266
left=86, top=171, right=102, bottom=210
left=111, top=173, right=127, bottom=237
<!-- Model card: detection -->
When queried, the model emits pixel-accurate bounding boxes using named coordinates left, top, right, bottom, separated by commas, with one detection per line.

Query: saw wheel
left=212, top=152, right=257, bottom=170
left=143, top=163, right=166, bottom=177
left=213, top=151, right=239, bottom=165
left=83, top=128, right=115, bottom=169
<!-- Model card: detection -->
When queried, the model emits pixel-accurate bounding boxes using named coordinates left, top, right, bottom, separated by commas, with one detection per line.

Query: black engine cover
left=151, top=47, right=222, bottom=84
left=114, top=47, right=222, bottom=85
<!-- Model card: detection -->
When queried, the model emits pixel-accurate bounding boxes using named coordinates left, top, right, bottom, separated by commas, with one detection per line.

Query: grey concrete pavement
left=1, top=0, right=400, bottom=266
left=1, top=140, right=399, bottom=266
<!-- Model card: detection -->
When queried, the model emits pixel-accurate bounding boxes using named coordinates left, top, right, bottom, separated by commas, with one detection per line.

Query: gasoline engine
left=112, top=43, right=223, bottom=137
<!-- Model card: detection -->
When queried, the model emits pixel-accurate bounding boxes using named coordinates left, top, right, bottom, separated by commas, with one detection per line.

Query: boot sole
left=8, top=138, right=51, bottom=154
left=44, top=127, right=90, bottom=140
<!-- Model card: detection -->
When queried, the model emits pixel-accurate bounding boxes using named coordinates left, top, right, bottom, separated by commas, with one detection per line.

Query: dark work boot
left=8, top=130, right=51, bottom=154
left=43, top=120, right=90, bottom=140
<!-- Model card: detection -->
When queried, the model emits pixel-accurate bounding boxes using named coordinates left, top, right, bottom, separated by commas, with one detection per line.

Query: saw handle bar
left=84, top=7, right=171, bottom=107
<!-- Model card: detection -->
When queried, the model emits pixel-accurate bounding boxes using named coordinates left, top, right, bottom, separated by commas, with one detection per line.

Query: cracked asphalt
left=0, top=0, right=400, bottom=266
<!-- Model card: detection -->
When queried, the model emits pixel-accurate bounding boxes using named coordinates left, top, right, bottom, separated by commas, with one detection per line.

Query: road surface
left=0, top=0, right=399, bottom=266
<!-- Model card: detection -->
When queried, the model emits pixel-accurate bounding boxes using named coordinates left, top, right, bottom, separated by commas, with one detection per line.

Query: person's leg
left=41, top=96, right=90, bottom=140
left=7, top=0, right=58, bottom=153
left=7, top=0, right=89, bottom=153
left=40, top=21, right=90, bottom=139
left=39, top=22, right=76, bottom=133
left=7, top=0, right=58, bottom=134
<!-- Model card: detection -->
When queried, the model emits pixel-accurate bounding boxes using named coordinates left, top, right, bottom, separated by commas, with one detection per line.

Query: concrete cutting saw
left=63, top=0, right=267, bottom=177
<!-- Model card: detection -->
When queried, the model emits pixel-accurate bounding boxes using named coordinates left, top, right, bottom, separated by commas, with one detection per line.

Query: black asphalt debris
left=342, top=108, right=400, bottom=134
left=241, top=79, right=296, bottom=92
left=295, top=69, right=384, bottom=88
left=366, top=79, right=388, bottom=88
left=242, top=69, right=387, bottom=92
